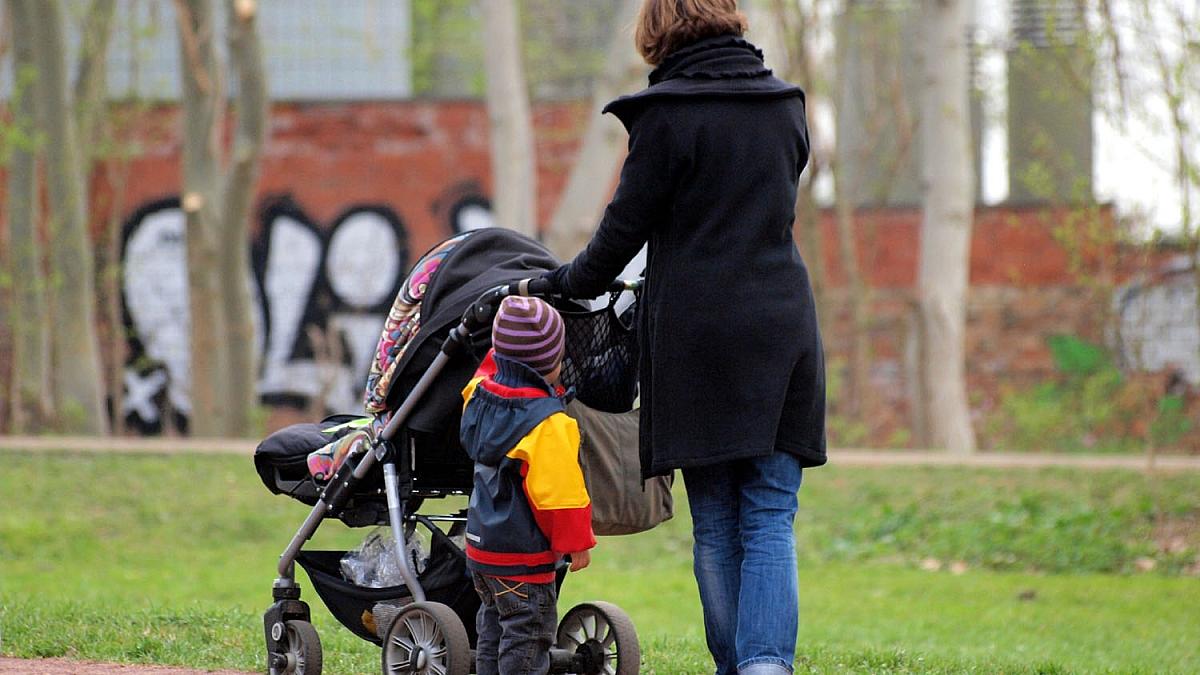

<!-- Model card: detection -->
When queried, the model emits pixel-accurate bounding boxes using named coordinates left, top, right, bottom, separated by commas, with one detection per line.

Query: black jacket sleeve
left=548, top=105, right=676, bottom=298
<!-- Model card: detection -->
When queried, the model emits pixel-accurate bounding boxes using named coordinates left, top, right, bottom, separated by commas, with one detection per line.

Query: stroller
left=254, top=228, right=642, bottom=675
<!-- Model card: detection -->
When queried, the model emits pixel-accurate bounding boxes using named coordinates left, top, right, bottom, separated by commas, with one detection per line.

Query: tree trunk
left=832, top=171, right=871, bottom=420
left=74, top=0, right=121, bottom=436
left=5, top=0, right=53, bottom=432
left=220, top=0, right=269, bottom=437
left=176, top=0, right=230, bottom=436
left=543, top=0, right=646, bottom=260
left=768, top=0, right=828, bottom=324
left=480, top=0, right=537, bottom=237
left=74, top=0, right=116, bottom=169
left=26, top=0, right=110, bottom=434
left=831, top=2, right=872, bottom=421
left=917, top=0, right=976, bottom=453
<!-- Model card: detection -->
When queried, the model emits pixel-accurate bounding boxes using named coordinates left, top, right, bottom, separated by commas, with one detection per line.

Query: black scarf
left=603, top=34, right=802, bottom=125
left=648, top=34, right=773, bottom=85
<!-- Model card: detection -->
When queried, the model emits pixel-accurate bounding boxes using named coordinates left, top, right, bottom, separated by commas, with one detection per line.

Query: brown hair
left=635, top=0, right=749, bottom=66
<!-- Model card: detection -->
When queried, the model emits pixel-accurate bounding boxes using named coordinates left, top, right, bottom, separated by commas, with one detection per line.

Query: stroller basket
left=294, top=520, right=480, bottom=645
left=560, top=293, right=639, bottom=414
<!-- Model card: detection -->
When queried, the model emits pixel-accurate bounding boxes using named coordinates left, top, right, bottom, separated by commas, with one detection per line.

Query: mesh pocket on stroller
left=560, top=294, right=638, bottom=414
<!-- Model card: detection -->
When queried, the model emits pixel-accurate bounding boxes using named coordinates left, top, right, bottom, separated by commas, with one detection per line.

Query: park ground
left=1, top=444, right=1198, bottom=674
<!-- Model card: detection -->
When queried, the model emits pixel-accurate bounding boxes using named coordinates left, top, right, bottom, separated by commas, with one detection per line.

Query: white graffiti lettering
left=120, top=192, right=492, bottom=433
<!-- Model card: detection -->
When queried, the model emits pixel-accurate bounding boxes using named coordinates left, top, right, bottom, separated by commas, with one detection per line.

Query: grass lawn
left=1, top=451, right=1197, bottom=673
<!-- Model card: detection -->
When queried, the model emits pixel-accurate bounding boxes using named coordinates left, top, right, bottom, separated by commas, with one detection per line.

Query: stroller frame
left=263, top=277, right=641, bottom=675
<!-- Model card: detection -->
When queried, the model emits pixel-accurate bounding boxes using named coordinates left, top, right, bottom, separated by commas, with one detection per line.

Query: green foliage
left=52, top=399, right=92, bottom=435
left=518, top=0, right=616, bottom=99
left=408, top=0, right=620, bottom=100
left=0, top=65, right=45, bottom=163
left=1151, top=394, right=1193, bottom=447
left=409, top=0, right=485, bottom=97
left=1046, top=334, right=1109, bottom=376
left=825, top=356, right=872, bottom=447
left=988, top=335, right=1194, bottom=453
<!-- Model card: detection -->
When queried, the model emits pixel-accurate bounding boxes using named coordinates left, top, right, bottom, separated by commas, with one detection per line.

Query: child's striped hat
left=492, top=296, right=565, bottom=378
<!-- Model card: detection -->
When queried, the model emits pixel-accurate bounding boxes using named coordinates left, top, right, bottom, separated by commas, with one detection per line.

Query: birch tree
left=831, top=1, right=874, bottom=422
left=767, top=0, right=828, bottom=314
left=543, top=0, right=646, bottom=259
left=917, top=0, right=976, bottom=453
left=480, top=0, right=537, bottom=237
left=174, top=0, right=268, bottom=437
left=221, top=0, right=269, bottom=437
left=24, top=0, right=109, bottom=434
left=74, top=0, right=116, bottom=169
left=4, top=0, right=52, bottom=432
left=176, top=0, right=229, bottom=437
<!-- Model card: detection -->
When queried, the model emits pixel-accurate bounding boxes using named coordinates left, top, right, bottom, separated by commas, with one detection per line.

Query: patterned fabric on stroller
left=254, top=228, right=641, bottom=675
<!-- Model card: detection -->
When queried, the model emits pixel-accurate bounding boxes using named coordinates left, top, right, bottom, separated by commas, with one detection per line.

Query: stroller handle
left=461, top=277, right=641, bottom=331
left=508, top=277, right=641, bottom=298
left=516, top=277, right=554, bottom=296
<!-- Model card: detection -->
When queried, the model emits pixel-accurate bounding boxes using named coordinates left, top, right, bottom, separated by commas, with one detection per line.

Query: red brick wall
left=812, top=204, right=1121, bottom=290
left=804, top=204, right=1146, bottom=448
left=6, top=99, right=1182, bottom=444
left=92, top=100, right=1122, bottom=289
left=91, top=100, right=592, bottom=255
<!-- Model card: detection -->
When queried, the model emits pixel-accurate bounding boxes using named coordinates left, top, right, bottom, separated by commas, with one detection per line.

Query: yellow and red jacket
left=460, top=351, right=595, bottom=583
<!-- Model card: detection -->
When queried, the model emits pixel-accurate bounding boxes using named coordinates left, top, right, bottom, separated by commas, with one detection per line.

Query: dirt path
left=0, top=657, right=251, bottom=674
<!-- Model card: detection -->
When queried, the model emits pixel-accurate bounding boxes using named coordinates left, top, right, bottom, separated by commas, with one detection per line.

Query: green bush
left=987, top=335, right=1193, bottom=453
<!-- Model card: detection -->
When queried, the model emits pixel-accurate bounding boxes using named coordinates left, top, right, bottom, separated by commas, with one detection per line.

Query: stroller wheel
left=381, top=601, right=471, bottom=675
left=556, top=601, right=640, bottom=675
left=270, top=620, right=322, bottom=675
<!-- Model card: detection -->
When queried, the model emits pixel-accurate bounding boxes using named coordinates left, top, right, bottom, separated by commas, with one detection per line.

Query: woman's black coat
left=549, top=35, right=826, bottom=478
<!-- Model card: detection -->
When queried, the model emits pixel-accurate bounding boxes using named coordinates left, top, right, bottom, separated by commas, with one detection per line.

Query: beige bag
left=567, top=400, right=674, bottom=536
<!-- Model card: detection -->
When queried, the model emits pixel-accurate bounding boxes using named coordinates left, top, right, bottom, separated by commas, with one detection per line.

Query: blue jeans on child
left=682, top=451, right=804, bottom=675
left=472, top=572, right=557, bottom=675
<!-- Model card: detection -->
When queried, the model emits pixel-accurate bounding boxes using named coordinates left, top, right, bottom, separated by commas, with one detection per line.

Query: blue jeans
left=682, top=452, right=803, bottom=675
left=472, top=572, right=557, bottom=675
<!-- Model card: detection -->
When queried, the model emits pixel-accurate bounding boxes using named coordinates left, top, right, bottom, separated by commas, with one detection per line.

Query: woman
left=545, top=1, right=825, bottom=673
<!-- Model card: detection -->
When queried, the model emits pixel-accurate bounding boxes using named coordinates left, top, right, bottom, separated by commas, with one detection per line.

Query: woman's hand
left=537, top=269, right=564, bottom=296
left=567, top=550, right=591, bottom=572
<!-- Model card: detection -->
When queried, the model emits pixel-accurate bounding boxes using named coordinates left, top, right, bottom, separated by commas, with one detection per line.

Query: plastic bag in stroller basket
left=294, top=524, right=480, bottom=646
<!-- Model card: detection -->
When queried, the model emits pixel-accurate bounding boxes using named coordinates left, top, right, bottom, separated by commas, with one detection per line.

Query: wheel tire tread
left=381, top=601, right=471, bottom=675
left=285, top=620, right=323, bottom=675
left=556, top=601, right=640, bottom=675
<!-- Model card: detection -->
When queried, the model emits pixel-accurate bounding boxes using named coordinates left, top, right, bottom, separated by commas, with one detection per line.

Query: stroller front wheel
left=555, top=601, right=640, bottom=675
left=269, top=619, right=322, bottom=675
left=381, top=601, right=472, bottom=675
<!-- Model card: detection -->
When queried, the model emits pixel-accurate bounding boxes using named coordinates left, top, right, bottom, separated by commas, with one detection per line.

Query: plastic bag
left=340, top=526, right=428, bottom=588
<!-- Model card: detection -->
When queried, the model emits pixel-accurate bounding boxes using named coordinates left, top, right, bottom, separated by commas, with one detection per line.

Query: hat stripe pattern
left=492, top=296, right=565, bottom=377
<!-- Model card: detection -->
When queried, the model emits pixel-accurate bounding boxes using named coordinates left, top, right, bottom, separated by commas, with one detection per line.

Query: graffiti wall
left=1115, top=259, right=1200, bottom=387
left=118, top=188, right=495, bottom=433
left=96, top=101, right=1194, bottom=438
left=94, top=99, right=592, bottom=433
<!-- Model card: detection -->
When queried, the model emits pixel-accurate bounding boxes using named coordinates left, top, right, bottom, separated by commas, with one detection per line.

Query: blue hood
left=460, top=356, right=569, bottom=466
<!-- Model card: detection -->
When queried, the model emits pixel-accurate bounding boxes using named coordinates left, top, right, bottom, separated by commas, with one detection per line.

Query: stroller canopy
left=364, top=228, right=560, bottom=431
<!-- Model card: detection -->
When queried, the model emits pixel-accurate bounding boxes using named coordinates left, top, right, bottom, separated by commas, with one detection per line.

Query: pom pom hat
left=491, top=296, right=565, bottom=378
